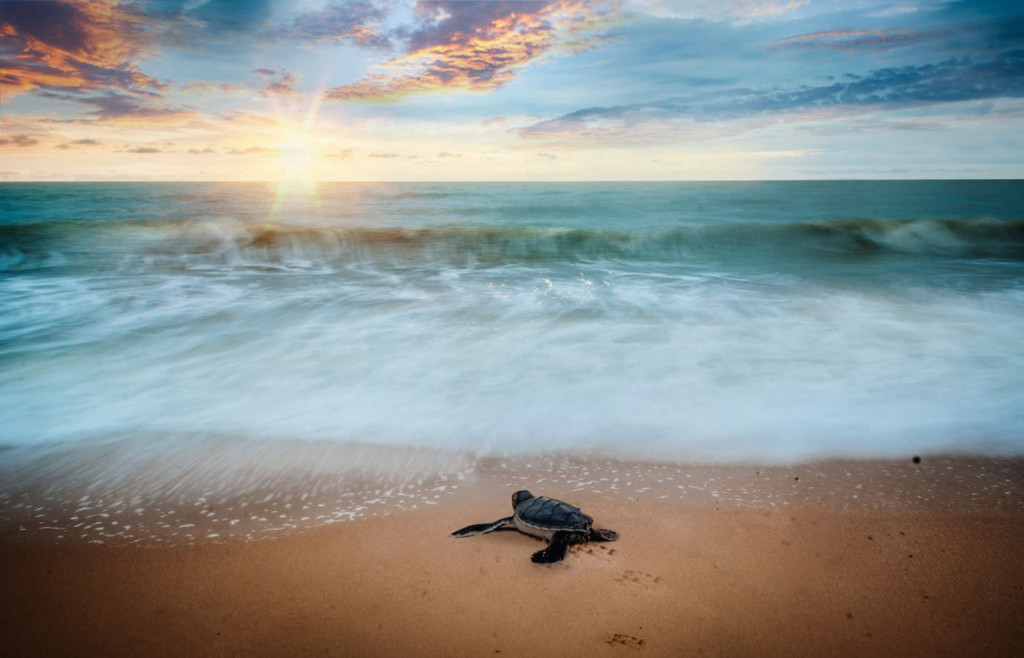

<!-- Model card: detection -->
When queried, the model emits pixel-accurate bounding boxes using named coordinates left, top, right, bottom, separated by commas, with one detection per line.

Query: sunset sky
left=1, top=0, right=1022, bottom=181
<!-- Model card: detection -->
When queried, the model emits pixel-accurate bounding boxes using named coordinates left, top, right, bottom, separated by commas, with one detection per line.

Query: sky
left=1, top=0, right=1022, bottom=181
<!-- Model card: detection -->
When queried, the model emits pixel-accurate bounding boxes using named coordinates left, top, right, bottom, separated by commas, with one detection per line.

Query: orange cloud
left=0, top=0, right=161, bottom=99
left=326, top=0, right=624, bottom=102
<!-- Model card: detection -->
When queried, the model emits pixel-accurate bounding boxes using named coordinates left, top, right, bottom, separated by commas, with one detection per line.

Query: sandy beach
left=2, top=454, right=1023, bottom=657
left=5, top=1, right=1024, bottom=651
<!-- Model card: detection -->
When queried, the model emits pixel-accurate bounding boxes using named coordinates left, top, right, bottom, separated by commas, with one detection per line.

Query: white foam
left=3, top=268, right=1022, bottom=463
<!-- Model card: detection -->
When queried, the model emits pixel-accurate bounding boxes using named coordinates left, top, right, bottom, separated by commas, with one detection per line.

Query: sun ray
left=269, top=86, right=328, bottom=216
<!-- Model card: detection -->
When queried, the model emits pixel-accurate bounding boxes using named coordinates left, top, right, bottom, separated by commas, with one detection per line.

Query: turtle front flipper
left=450, top=517, right=513, bottom=538
left=531, top=531, right=571, bottom=564
left=589, top=528, right=620, bottom=542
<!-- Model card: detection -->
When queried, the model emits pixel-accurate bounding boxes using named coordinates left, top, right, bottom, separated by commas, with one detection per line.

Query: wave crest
left=168, top=216, right=1024, bottom=266
left=3, top=216, right=1023, bottom=272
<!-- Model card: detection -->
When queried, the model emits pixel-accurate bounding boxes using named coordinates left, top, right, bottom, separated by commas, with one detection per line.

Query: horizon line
left=2, top=177, right=1022, bottom=184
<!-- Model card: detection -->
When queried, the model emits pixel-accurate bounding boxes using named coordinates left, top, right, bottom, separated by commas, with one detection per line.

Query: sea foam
left=2, top=181, right=1023, bottom=465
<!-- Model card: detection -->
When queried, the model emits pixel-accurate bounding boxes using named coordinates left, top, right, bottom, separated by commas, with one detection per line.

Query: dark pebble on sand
left=912, top=456, right=921, bottom=464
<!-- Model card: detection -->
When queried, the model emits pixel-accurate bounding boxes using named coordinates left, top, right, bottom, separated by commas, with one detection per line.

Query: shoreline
left=2, top=447, right=1023, bottom=546
left=3, top=453, right=1024, bottom=656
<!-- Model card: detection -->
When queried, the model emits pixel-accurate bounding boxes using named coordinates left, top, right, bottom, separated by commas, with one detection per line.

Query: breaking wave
left=3, top=216, right=1023, bottom=272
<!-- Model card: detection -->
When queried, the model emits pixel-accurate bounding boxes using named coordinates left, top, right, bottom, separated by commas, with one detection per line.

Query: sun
left=271, top=88, right=328, bottom=184
left=276, top=133, right=318, bottom=181
left=262, top=85, right=341, bottom=212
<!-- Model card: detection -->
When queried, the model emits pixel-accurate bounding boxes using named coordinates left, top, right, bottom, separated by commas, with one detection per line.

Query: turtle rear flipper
left=450, top=517, right=513, bottom=538
left=590, top=528, right=619, bottom=542
left=531, top=531, right=571, bottom=564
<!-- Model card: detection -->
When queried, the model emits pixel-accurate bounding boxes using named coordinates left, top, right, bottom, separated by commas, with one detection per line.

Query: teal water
left=2, top=181, right=1023, bottom=463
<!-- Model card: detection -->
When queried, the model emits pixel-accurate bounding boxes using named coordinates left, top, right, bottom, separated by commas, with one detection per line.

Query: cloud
left=772, top=29, right=931, bottom=52
left=178, top=68, right=300, bottom=100
left=0, top=134, right=40, bottom=147
left=867, top=5, right=924, bottom=19
left=125, top=146, right=162, bottom=153
left=519, top=52, right=1024, bottom=141
left=403, top=0, right=553, bottom=51
left=178, top=81, right=250, bottom=95
left=254, top=68, right=300, bottom=99
left=325, top=0, right=625, bottom=102
left=35, top=89, right=199, bottom=125
left=0, top=0, right=164, bottom=99
left=143, top=0, right=387, bottom=52
left=0, top=0, right=211, bottom=128
left=2, top=0, right=623, bottom=111
left=227, top=146, right=273, bottom=155
left=56, top=138, right=102, bottom=149
left=632, top=0, right=809, bottom=24
left=277, top=0, right=389, bottom=47
left=0, top=0, right=314, bottom=117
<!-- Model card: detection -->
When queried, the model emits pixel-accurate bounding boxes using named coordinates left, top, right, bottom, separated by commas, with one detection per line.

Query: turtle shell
left=515, top=496, right=593, bottom=533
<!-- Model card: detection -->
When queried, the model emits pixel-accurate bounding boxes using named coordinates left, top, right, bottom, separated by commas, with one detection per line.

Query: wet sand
left=2, top=455, right=1023, bottom=656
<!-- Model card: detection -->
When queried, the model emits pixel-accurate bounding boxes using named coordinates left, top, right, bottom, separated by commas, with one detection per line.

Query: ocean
left=2, top=180, right=1023, bottom=462
left=3, top=180, right=1024, bottom=541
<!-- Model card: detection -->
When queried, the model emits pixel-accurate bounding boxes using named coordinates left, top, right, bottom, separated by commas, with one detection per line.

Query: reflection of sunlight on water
left=272, top=177, right=320, bottom=217
left=271, top=131, right=320, bottom=215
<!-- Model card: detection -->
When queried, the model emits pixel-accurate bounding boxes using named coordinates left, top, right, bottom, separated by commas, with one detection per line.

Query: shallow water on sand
left=2, top=438, right=1022, bottom=546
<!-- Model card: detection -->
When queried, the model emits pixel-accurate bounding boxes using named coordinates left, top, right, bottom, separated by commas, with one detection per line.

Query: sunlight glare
left=277, top=134, right=317, bottom=180
left=271, top=91, right=326, bottom=214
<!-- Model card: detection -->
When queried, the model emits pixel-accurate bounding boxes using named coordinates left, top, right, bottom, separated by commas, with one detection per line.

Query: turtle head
left=512, top=490, right=534, bottom=510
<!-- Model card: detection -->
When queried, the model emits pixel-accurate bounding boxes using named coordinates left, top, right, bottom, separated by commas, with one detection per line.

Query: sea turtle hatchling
left=450, top=490, right=620, bottom=563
